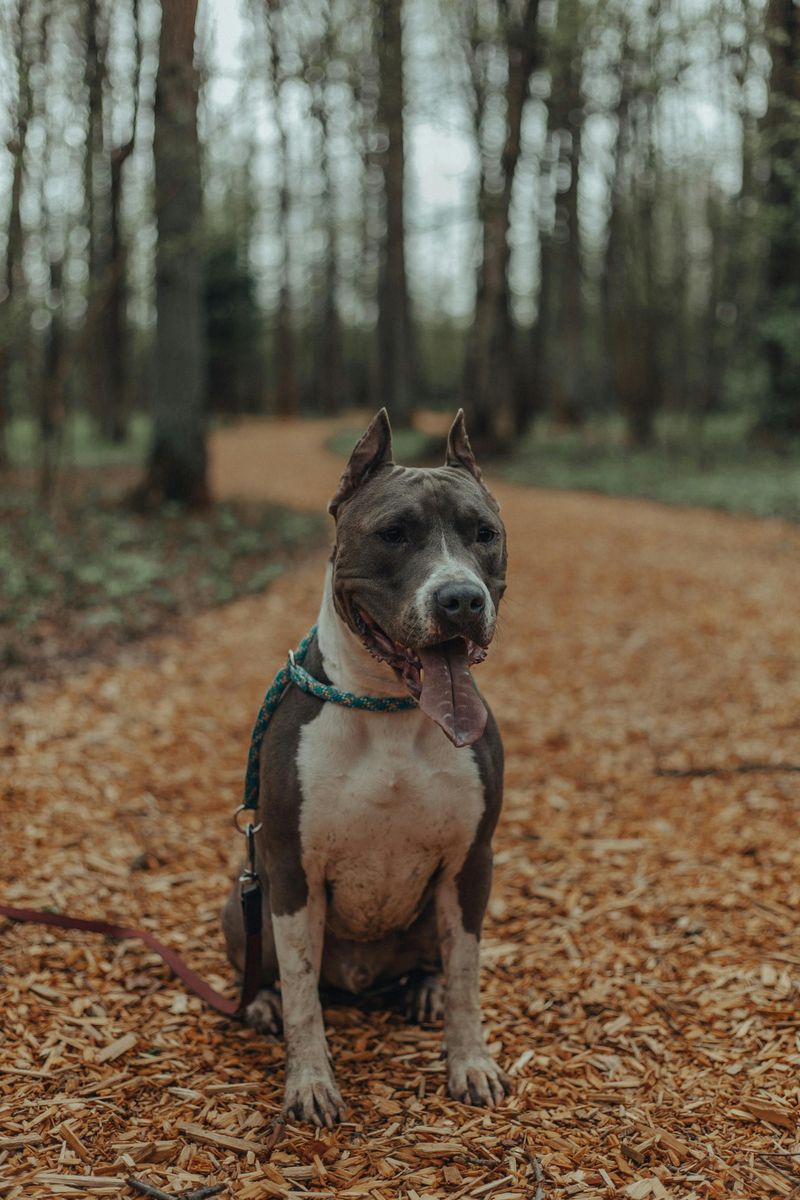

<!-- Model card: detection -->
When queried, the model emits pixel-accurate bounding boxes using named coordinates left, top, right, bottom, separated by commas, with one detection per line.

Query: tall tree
left=602, top=8, right=663, bottom=447
left=462, top=0, right=541, bottom=448
left=142, top=0, right=207, bottom=506
left=83, top=0, right=113, bottom=435
left=755, top=0, right=800, bottom=437
left=536, top=0, right=585, bottom=428
left=310, top=3, right=343, bottom=415
left=262, top=0, right=298, bottom=417
left=105, top=0, right=143, bottom=442
left=37, top=5, right=64, bottom=504
left=0, top=0, right=34, bottom=467
left=374, top=0, right=416, bottom=426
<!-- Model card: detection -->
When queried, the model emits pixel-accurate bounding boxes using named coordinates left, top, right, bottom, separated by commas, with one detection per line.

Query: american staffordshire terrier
left=222, top=408, right=509, bottom=1126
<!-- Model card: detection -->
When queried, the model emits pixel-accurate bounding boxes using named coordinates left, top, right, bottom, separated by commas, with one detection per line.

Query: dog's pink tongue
left=418, top=640, right=488, bottom=748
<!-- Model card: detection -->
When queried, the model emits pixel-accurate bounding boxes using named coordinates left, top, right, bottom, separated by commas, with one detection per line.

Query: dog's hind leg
left=320, top=898, right=444, bottom=1022
left=243, top=987, right=283, bottom=1034
left=390, top=902, right=445, bottom=1022
left=403, top=970, right=446, bottom=1023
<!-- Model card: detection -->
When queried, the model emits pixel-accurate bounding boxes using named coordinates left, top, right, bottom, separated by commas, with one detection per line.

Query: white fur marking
left=317, top=567, right=403, bottom=697
left=411, top=533, right=495, bottom=642
left=272, top=901, right=344, bottom=1123
left=436, top=878, right=484, bottom=1057
left=299, top=585, right=484, bottom=944
left=437, top=876, right=508, bottom=1105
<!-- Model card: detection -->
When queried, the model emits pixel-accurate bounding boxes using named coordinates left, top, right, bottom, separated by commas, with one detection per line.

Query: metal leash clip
left=232, top=811, right=261, bottom=888
left=233, top=802, right=263, bottom=838
left=236, top=817, right=263, bottom=983
left=241, top=822, right=257, bottom=883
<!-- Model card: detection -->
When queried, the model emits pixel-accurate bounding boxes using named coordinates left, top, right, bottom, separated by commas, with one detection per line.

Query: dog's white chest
left=296, top=706, right=484, bottom=941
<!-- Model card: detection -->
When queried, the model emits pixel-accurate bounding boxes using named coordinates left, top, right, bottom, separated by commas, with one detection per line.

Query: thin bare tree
left=462, top=0, right=541, bottom=448
left=141, top=0, right=208, bottom=505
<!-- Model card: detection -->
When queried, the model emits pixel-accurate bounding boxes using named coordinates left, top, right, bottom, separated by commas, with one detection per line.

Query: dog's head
left=328, top=409, right=507, bottom=747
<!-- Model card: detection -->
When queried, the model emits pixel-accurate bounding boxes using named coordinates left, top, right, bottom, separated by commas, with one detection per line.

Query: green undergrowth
left=0, top=490, right=325, bottom=694
left=6, top=412, right=152, bottom=468
left=497, top=417, right=800, bottom=522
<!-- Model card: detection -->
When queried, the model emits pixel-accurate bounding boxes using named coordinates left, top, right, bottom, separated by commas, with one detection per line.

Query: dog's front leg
left=271, top=879, right=344, bottom=1127
left=437, top=851, right=510, bottom=1108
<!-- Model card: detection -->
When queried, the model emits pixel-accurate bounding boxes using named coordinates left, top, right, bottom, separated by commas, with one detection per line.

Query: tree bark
left=312, top=30, right=342, bottom=416
left=754, top=0, right=800, bottom=437
left=142, top=0, right=208, bottom=506
left=463, top=0, right=540, bottom=449
left=0, top=0, right=33, bottom=468
left=375, top=0, right=416, bottom=427
left=603, top=23, right=662, bottom=448
left=535, top=0, right=584, bottom=429
left=83, top=0, right=114, bottom=436
left=36, top=7, right=64, bottom=504
left=105, top=0, right=142, bottom=443
left=262, top=1, right=298, bottom=418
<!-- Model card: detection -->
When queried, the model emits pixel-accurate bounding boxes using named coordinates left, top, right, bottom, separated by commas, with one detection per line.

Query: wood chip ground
left=2, top=417, right=800, bottom=1198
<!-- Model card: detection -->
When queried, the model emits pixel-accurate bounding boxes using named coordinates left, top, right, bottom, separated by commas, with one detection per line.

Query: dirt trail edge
left=2, top=416, right=800, bottom=1199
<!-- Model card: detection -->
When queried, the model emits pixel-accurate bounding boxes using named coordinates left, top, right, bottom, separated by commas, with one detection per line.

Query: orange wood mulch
left=2, top=417, right=800, bottom=1199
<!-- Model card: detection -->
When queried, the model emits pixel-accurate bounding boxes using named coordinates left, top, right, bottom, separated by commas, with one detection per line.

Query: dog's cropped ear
left=329, top=408, right=394, bottom=517
left=445, top=409, right=483, bottom=483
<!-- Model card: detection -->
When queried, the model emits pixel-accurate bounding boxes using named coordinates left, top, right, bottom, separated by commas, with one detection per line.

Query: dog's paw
left=284, top=1064, right=346, bottom=1128
left=447, top=1052, right=511, bottom=1108
left=244, top=988, right=283, bottom=1035
left=404, top=972, right=445, bottom=1024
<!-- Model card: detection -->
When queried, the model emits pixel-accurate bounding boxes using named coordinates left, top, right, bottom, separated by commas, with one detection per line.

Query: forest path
left=3, top=416, right=800, bottom=1199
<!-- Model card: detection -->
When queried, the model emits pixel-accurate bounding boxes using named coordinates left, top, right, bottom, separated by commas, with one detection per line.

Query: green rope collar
left=243, top=624, right=417, bottom=810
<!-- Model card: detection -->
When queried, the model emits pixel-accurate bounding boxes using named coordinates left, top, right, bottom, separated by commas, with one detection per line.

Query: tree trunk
left=535, top=0, right=584, bottom=430
left=375, top=0, right=415, bottom=427
left=263, top=1, right=298, bottom=418
left=754, top=0, right=800, bottom=437
left=105, top=0, right=142, bottom=444
left=313, top=47, right=342, bottom=416
left=466, top=200, right=515, bottom=445
left=142, top=0, right=207, bottom=506
left=39, top=256, right=64, bottom=506
left=83, top=0, right=113, bottom=436
left=464, top=0, right=540, bottom=450
left=37, top=7, right=64, bottom=504
left=0, top=0, right=33, bottom=468
left=603, top=29, right=661, bottom=449
left=106, top=146, right=131, bottom=443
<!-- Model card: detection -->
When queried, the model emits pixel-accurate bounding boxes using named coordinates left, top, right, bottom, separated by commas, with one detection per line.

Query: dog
left=222, top=408, right=509, bottom=1126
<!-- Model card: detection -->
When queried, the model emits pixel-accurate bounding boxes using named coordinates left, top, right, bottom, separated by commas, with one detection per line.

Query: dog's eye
left=476, top=526, right=497, bottom=544
left=378, top=526, right=407, bottom=545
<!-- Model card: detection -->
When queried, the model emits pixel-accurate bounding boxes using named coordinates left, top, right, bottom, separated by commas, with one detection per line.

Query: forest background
left=1, top=0, right=799, bottom=683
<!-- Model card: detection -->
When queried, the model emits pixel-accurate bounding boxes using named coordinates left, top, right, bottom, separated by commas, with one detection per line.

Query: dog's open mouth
left=355, top=608, right=488, bottom=748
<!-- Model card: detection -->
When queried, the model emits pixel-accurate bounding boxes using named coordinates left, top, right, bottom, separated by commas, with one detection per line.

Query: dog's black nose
left=436, top=581, right=486, bottom=621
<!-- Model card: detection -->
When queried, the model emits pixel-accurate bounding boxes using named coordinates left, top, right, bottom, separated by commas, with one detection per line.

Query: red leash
left=2, top=634, right=326, bottom=1020
left=0, top=855, right=263, bottom=1020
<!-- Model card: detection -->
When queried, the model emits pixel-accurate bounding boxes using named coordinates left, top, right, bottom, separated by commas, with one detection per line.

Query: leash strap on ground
left=0, top=875, right=263, bottom=1019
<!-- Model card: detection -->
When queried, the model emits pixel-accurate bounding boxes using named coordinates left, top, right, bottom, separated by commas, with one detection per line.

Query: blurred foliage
left=326, top=426, right=443, bottom=464
left=1, top=0, right=798, bottom=526
left=6, top=413, right=151, bottom=469
left=500, top=415, right=800, bottom=521
left=0, top=491, right=324, bottom=692
left=205, top=234, right=263, bottom=416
